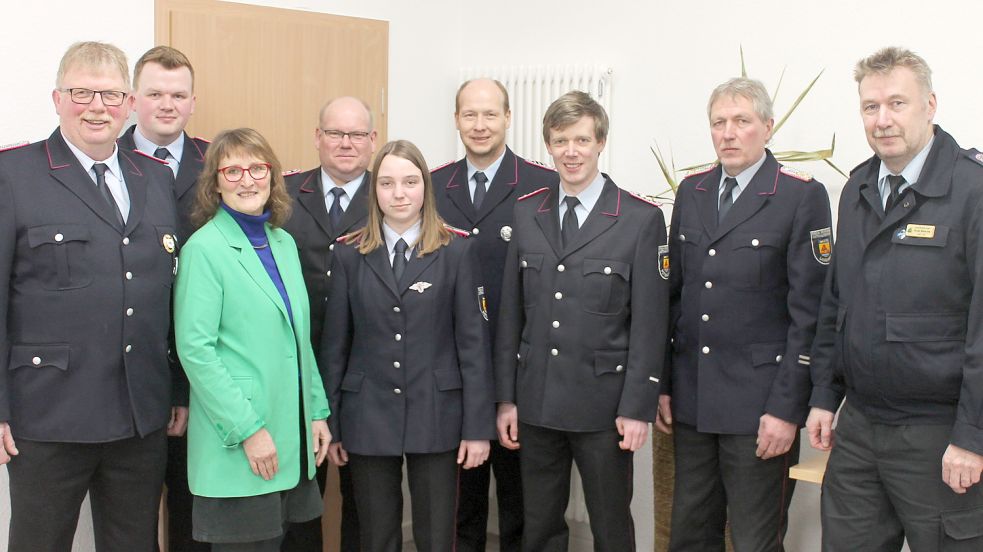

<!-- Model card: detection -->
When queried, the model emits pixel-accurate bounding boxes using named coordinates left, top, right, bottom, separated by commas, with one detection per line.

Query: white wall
left=3, top=1, right=983, bottom=550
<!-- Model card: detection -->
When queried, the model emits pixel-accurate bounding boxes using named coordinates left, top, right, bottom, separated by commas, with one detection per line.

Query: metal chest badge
left=810, top=227, right=832, bottom=265
left=162, top=233, right=177, bottom=254
left=478, top=286, right=489, bottom=321
left=500, top=225, right=512, bottom=242
left=657, top=245, right=670, bottom=280
left=409, top=281, right=432, bottom=294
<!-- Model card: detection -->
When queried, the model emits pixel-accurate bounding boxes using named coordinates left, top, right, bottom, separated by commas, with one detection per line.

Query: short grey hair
left=706, top=77, right=774, bottom=122
left=854, top=46, right=933, bottom=96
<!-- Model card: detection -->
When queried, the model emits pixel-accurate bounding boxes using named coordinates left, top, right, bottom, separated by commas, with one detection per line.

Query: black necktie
left=472, top=171, right=488, bottom=210
left=329, top=187, right=346, bottom=230
left=561, top=196, right=581, bottom=248
left=885, top=174, right=906, bottom=213
left=393, top=238, right=408, bottom=281
left=153, top=147, right=169, bottom=160
left=93, top=163, right=124, bottom=229
left=718, top=177, right=739, bottom=223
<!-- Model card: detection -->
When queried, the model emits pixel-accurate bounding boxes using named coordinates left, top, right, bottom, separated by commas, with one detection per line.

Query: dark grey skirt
left=192, top=476, right=322, bottom=544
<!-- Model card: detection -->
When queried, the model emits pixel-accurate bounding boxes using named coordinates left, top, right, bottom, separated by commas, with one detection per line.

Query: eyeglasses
left=320, top=129, right=371, bottom=144
left=218, top=163, right=272, bottom=182
left=60, top=88, right=128, bottom=106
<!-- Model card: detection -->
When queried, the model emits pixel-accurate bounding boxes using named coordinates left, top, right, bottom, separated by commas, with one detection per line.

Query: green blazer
left=175, top=208, right=330, bottom=498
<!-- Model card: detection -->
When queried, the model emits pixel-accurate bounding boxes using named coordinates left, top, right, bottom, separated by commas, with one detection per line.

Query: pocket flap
left=594, top=349, right=628, bottom=376
left=27, top=224, right=90, bottom=247
left=519, top=253, right=543, bottom=270
left=583, top=259, right=631, bottom=281
left=750, top=342, right=785, bottom=367
left=231, top=376, right=254, bottom=400
left=891, top=224, right=949, bottom=247
left=340, top=371, right=365, bottom=392
left=733, top=232, right=783, bottom=250
left=434, top=368, right=463, bottom=391
left=941, top=506, right=983, bottom=540
left=886, top=312, right=967, bottom=342
left=9, top=344, right=70, bottom=371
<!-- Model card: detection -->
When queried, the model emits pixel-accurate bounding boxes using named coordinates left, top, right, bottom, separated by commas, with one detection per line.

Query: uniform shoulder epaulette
left=0, top=141, right=30, bottom=153
left=964, top=149, right=983, bottom=167
left=133, top=149, right=170, bottom=165
left=282, top=169, right=301, bottom=176
left=518, top=187, right=549, bottom=201
left=430, top=160, right=455, bottom=173
left=684, top=163, right=716, bottom=178
left=193, top=136, right=211, bottom=144
left=779, top=165, right=813, bottom=182
left=444, top=224, right=470, bottom=237
left=627, top=190, right=661, bottom=207
left=523, top=158, right=556, bottom=172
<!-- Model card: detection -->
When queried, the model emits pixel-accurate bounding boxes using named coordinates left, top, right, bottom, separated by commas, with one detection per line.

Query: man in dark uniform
left=807, top=46, right=983, bottom=551
left=118, top=45, right=208, bottom=552
left=657, top=77, right=831, bottom=551
left=0, top=41, right=178, bottom=552
left=495, top=91, right=668, bottom=552
left=432, top=77, right=557, bottom=552
left=281, top=95, right=375, bottom=552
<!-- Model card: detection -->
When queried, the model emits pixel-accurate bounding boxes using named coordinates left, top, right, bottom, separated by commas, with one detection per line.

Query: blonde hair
left=347, top=140, right=451, bottom=256
left=542, top=90, right=609, bottom=144
left=191, top=128, right=292, bottom=229
left=855, top=46, right=933, bottom=95
left=56, top=41, right=130, bottom=89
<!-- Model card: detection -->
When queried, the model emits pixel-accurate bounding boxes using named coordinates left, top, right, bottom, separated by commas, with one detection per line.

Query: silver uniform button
left=708, top=249, right=716, bottom=256
left=702, top=346, right=710, bottom=354
left=395, top=333, right=402, bottom=341
left=472, top=228, right=480, bottom=235
left=326, top=271, right=331, bottom=277
left=125, top=271, right=133, bottom=280
left=31, top=356, right=41, bottom=366
left=557, top=264, right=565, bottom=272
left=701, top=314, right=710, bottom=322
left=126, top=307, right=134, bottom=316
left=393, top=306, right=401, bottom=313
left=122, top=237, right=130, bottom=245
left=680, top=234, right=686, bottom=242
left=393, top=361, right=401, bottom=368
left=604, top=266, right=612, bottom=275
left=705, top=281, right=712, bottom=289
left=54, top=233, right=64, bottom=242
left=521, top=260, right=528, bottom=268
left=615, top=364, right=624, bottom=372
left=554, top=292, right=563, bottom=300
left=125, top=345, right=132, bottom=353
left=394, top=388, right=402, bottom=394
left=552, top=321, right=560, bottom=328
left=329, top=244, right=335, bottom=251
left=550, top=348, right=559, bottom=356
left=776, top=355, right=783, bottom=362
left=751, top=238, right=760, bottom=247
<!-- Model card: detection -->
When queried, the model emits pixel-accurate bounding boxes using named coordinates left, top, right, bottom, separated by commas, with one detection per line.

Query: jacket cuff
left=950, top=420, right=983, bottom=456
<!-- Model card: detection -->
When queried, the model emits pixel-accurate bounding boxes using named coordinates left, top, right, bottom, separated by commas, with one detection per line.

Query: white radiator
left=457, top=65, right=613, bottom=173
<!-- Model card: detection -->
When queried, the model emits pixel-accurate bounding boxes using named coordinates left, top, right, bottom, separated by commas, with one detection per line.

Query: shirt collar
left=321, top=169, right=366, bottom=198
left=133, top=127, right=185, bottom=164
left=878, top=134, right=936, bottom=186
left=467, top=150, right=506, bottom=185
left=558, top=171, right=606, bottom=214
left=719, top=150, right=767, bottom=195
left=61, top=131, right=122, bottom=181
left=383, top=219, right=422, bottom=255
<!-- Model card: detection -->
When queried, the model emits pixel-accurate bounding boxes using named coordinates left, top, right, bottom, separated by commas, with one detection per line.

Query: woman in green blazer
left=175, top=128, right=331, bottom=552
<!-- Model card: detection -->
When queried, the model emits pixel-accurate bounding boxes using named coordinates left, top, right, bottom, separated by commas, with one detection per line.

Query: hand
left=243, top=428, right=278, bottom=481
left=806, top=407, right=835, bottom=451
left=942, top=444, right=983, bottom=494
left=497, top=402, right=520, bottom=450
left=167, top=406, right=189, bottom=437
left=655, top=395, right=673, bottom=434
left=756, top=413, right=798, bottom=459
left=616, top=416, right=649, bottom=451
left=312, top=420, right=331, bottom=467
left=457, top=440, right=491, bottom=469
left=0, top=423, right=18, bottom=465
left=328, top=442, right=349, bottom=466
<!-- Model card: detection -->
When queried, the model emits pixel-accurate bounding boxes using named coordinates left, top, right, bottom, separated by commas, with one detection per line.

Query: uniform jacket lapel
left=474, top=148, right=519, bottom=223
left=118, top=150, right=147, bottom=235
left=560, top=177, right=621, bottom=259
left=398, top=247, right=439, bottom=293
left=364, top=243, right=401, bottom=300
left=691, top=166, right=721, bottom=235
left=46, top=129, right=125, bottom=233
left=336, top=172, right=370, bottom=235
left=442, top=159, right=478, bottom=223
left=175, top=133, right=205, bottom=201
left=533, top=182, right=563, bottom=258
left=296, top=170, right=333, bottom=237
left=712, top=152, right=779, bottom=242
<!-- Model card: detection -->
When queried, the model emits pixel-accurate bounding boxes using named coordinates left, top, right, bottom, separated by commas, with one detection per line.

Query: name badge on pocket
left=905, top=224, right=935, bottom=239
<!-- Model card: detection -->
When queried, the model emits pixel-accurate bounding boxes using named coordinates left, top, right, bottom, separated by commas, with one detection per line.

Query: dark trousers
left=518, top=423, right=635, bottom=552
left=821, top=401, right=983, bottom=551
left=456, top=440, right=523, bottom=552
left=348, top=450, right=459, bottom=552
left=7, top=429, right=168, bottom=552
left=280, top=460, right=361, bottom=552
left=668, top=422, right=798, bottom=552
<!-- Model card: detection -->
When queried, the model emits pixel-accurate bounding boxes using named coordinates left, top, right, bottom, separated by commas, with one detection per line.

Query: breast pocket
left=581, top=259, right=631, bottom=315
left=677, top=227, right=702, bottom=281
left=26, top=224, right=93, bottom=290
left=730, top=232, right=785, bottom=289
left=520, top=253, right=544, bottom=308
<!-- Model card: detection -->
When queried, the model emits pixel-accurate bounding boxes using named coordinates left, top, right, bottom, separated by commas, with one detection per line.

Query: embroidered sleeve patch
left=658, top=244, right=670, bottom=280
left=810, top=228, right=832, bottom=265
